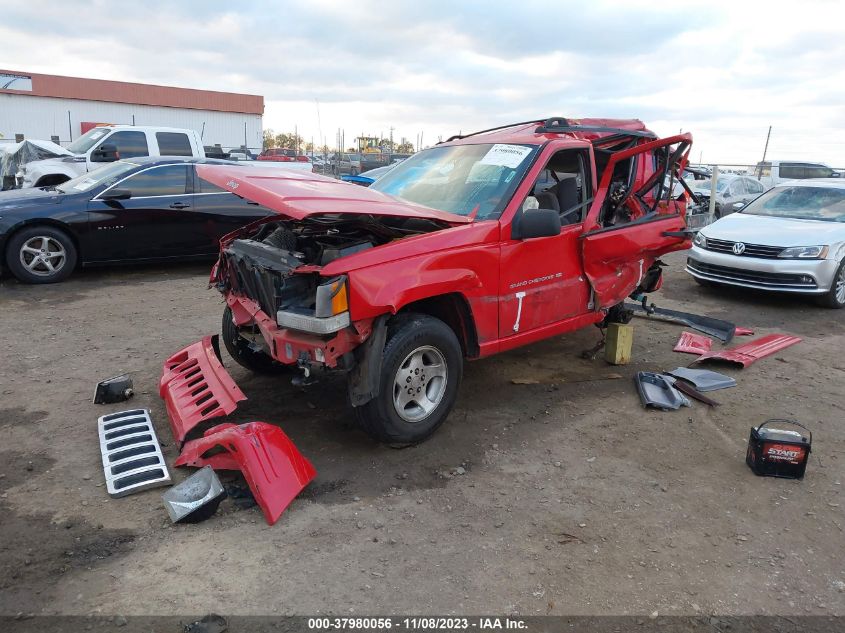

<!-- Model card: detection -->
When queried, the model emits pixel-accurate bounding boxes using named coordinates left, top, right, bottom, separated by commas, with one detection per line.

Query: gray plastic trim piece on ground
left=97, top=408, right=171, bottom=498
left=635, top=371, right=691, bottom=410
left=667, top=367, right=737, bottom=392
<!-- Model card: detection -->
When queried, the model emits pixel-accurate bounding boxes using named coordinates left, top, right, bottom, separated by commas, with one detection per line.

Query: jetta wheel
left=354, top=313, right=462, bottom=445
left=818, top=259, right=845, bottom=309
left=6, top=226, right=77, bottom=284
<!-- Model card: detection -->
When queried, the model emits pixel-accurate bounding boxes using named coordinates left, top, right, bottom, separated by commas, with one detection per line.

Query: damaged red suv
left=176, top=118, right=693, bottom=445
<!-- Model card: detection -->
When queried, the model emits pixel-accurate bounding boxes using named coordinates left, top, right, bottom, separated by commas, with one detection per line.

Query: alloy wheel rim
left=836, top=265, right=845, bottom=305
left=392, top=345, right=448, bottom=422
left=19, top=236, right=66, bottom=277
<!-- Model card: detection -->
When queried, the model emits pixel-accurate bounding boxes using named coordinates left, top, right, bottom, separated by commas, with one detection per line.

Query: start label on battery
left=764, top=443, right=806, bottom=464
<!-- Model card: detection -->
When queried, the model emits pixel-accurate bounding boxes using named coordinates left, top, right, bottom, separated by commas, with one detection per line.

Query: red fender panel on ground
left=159, top=335, right=247, bottom=446
left=673, top=331, right=713, bottom=355
left=693, top=333, right=801, bottom=367
left=174, top=422, right=316, bottom=525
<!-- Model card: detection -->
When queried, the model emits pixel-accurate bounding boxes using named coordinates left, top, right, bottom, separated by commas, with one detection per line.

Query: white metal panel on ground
left=0, top=93, right=263, bottom=151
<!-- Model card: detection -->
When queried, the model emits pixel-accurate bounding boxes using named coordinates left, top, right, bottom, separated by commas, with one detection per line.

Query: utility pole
left=761, top=125, right=772, bottom=164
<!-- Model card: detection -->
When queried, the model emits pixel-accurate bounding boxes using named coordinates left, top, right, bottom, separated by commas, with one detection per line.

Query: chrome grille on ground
left=687, top=258, right=818, bottom=289
left=97, top=409, right=171, bottom=497
left=704, top=238, right=783, bottom=259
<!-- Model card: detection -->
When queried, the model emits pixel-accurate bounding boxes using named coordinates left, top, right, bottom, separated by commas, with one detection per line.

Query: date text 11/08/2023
left=307, top=617, right=528, bottom=631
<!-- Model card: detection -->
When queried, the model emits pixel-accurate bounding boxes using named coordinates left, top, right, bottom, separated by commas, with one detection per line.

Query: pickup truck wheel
left=221, top=306, right=290, bottom=374
left=355, top=313, right=462, bottom=445
left=5, top=226, right=77, bottom=284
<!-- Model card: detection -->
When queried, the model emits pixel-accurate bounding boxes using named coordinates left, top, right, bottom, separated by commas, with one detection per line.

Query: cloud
left=2, top=0, right=845, bottom=163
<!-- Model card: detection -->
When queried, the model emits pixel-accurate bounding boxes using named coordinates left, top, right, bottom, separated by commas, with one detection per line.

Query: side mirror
left=732, top=201, right=745, bottom=211
left=91, top=143, right=119, bottom=163
left=100, top=188, right=131, bottom=201
left=514, top=208, right=561, bottom=239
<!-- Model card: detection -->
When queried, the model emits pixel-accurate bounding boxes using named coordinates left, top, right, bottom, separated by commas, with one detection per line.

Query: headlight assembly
left=778, top=245, right=828, bottom=259
left=693, top=232, right=707, bottom=248
left=315, top=276, right=349, bottom=318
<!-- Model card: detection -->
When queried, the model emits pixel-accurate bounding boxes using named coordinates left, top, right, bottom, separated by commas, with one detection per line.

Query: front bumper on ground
left=175, top=422, right=316, bottom=526
left=686, top=245, right=837, bottom=294
left=159, top=335, right=246, bottom=445
left=227, top=293, right=373, bottom=368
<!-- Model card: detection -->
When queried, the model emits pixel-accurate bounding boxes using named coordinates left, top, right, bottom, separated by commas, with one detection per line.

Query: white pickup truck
left=20, top=125, right=206, bottom=188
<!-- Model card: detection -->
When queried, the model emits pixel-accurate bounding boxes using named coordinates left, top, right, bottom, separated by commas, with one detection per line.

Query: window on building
left=0, top=73, right=32, bottom=91
left=156, top=132, right=193, bottom=156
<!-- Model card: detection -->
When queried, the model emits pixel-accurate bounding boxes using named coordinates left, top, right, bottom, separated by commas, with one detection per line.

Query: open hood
left=195, top=164, right=471, bottom=225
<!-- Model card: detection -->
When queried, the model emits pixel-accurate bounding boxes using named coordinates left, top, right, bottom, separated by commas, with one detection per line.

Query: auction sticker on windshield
left=479, top=144, right=533, bottom=169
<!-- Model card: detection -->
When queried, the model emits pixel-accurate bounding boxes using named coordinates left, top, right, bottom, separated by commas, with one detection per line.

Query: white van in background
left=753, top=160, right=839, bottom=190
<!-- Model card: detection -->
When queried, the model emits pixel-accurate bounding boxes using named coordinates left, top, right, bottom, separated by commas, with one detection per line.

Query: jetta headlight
left=315, top=276, right=349, bottom=318
left=693, top=232, right=707, bottom=248
left=778, top=245, right=828, bottom=259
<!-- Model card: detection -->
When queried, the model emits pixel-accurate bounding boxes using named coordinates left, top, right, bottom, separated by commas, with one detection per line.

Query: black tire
left=5, top=225, right=77, bottom=284
left=354, top=313, right=463, bottom=445
left=816, top=259, right=845, bottom=309
left=221, top=306, right=290, bottom=373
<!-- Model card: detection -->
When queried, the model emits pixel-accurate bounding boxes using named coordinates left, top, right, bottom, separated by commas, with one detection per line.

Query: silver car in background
left=687, top=179, right=845, bottom=308
left=689, top=174, right=765, bottom=219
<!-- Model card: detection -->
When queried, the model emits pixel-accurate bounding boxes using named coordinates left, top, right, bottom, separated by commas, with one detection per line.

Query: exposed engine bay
left=219, top=215, right=446, bottom=319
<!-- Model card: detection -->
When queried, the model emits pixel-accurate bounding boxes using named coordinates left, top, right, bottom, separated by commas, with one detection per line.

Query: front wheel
left=221, top=306, right=291, bottom=373
left=5, top=226, right=77, bottom=284
left=817, top=259, right=845, bottom=309
left=354, top=313, right=463, bottom=445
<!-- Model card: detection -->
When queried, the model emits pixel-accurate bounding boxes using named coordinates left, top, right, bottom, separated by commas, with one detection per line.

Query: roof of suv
left=443, top=117, right=655, bottom=147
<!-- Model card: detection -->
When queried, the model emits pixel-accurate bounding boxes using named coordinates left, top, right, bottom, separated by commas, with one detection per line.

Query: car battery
left=746, top=419, right=811, bottom=479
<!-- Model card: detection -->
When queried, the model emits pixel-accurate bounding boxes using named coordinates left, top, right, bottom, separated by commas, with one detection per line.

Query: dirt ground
left=0, top=250, right=843, bottom=618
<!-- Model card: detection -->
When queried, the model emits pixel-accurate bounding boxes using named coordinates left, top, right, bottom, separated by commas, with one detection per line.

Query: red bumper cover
left=174, top=422, right=316, bottom=525
left=159, top=335, right=247, bottom=446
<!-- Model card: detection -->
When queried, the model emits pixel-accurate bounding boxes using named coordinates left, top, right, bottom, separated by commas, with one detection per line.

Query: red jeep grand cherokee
left=187, top=118, right=693, bottom=444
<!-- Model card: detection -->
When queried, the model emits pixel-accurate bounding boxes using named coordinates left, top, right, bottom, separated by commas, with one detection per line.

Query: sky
left=2, top=0, right=845, bottom=165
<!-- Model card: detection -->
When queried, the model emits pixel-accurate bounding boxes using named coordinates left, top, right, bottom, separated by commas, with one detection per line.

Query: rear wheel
left=817, top=259, right=845, bottom=309
left=5, top=226, right=77, bottom=284
left=221, top=306, right=290, bottom=373
left=354, top=313, right=462, bottom=445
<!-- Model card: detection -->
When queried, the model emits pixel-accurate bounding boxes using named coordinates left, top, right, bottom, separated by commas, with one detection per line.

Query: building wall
left=0, top=93, right=263, bottom=151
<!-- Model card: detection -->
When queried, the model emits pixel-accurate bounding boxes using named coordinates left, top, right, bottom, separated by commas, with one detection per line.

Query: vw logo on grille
left=732, top=242, right=746, bottom=255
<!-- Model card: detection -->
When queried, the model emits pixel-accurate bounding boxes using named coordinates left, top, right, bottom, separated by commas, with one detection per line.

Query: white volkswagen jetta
left=687, top=179, right=845, bottom=308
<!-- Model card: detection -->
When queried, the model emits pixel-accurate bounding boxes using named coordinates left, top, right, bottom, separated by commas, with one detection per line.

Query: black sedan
left=0, top=157, right=273, bottom=283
